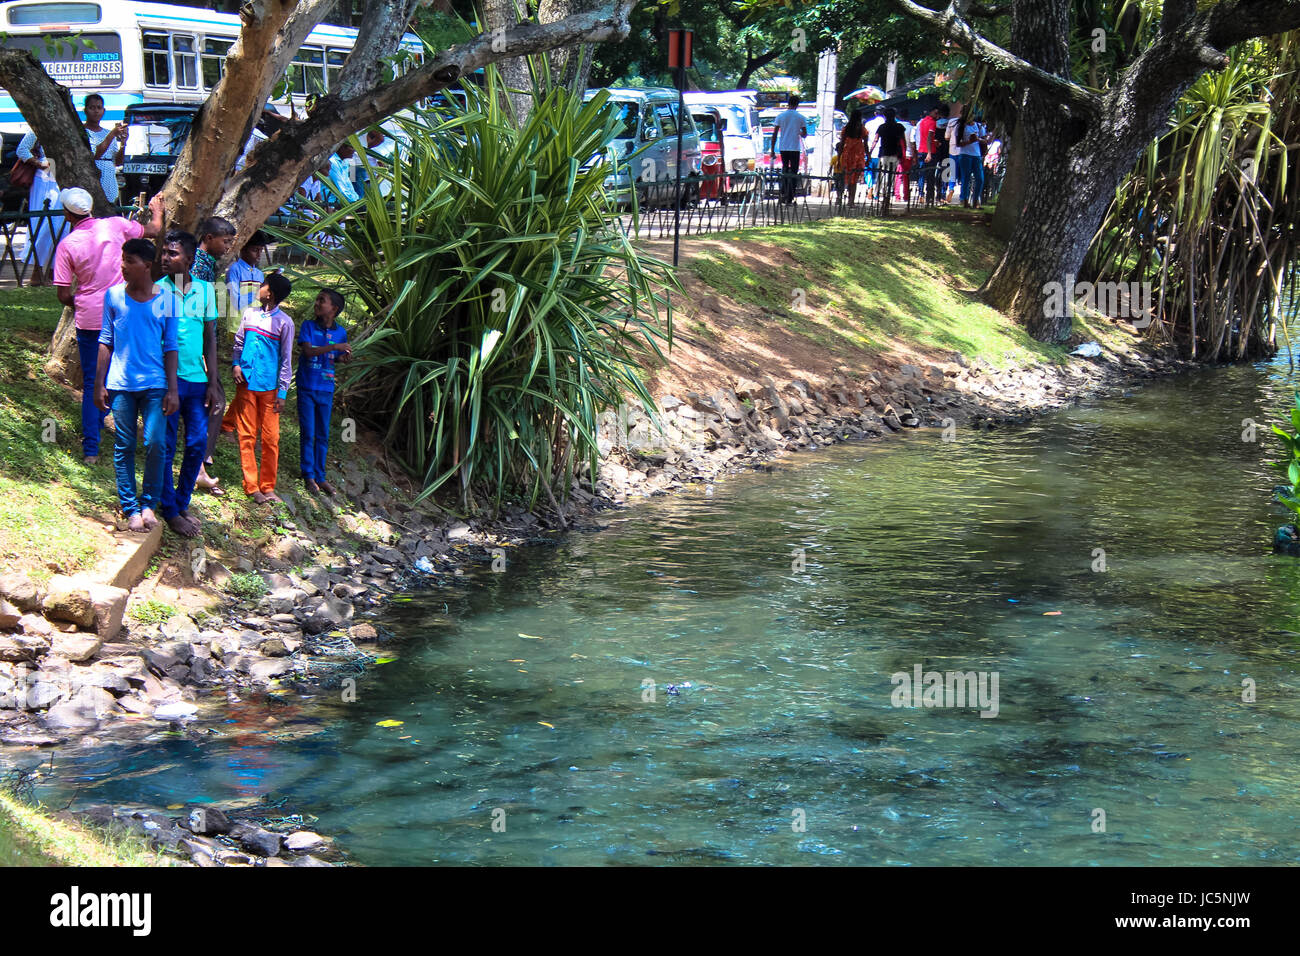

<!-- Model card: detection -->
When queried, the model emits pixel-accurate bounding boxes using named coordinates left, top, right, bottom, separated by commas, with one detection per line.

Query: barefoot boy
left=296, top=288, right=350, bottom=495
left=94, top=238, right=179, bottom=532
left=231, top=273, right=294, bottom=503
left=158, top=229, right=222, bottom=537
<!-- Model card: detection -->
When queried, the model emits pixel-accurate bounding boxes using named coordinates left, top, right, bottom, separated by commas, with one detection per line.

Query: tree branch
left=212, top=0, right=638, bottom=239
left=0, top=50, right=111, bottom=215
left=1205, top=0, right=1300, bottom=53
left=890, top=0, right=1098, bottom=116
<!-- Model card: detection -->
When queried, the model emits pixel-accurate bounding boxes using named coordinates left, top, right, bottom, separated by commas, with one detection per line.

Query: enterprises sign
left=1, top=33, right=123, bottom=88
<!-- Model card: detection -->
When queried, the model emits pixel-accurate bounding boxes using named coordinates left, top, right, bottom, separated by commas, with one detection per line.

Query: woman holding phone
left=83, top=93, right=127, bottom=204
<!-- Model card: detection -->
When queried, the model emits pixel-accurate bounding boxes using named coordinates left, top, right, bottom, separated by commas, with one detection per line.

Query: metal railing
left=620, top=159, right=1007, bottom=240
left=1, top=200, right=143, bottom=286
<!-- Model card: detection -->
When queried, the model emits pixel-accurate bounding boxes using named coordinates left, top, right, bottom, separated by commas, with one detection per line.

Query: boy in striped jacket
left=231, top=273, right=294, bottom=503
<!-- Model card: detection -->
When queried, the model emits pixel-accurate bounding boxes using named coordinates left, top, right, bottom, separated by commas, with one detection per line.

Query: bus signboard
left=0, top=33, right=123, bottom=88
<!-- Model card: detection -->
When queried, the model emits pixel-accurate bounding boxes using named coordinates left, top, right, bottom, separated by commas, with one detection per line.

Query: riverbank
left=0, top=212, right=1186, bottom=866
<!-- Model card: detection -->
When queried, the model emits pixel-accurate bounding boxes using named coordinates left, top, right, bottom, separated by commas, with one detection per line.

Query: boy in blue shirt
left=296, top=288, right=350, bottom=495
left=94, top=238, right=179, bottom=533
left=157, top=229, right=221, bottom=538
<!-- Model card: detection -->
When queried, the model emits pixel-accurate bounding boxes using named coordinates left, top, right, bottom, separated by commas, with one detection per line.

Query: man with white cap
left=54, top=187, right=165, bottom=464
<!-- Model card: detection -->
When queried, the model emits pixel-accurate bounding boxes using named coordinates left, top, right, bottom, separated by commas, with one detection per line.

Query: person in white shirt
left=768, top=95, right=807, bottom=205
left=947, top=106, right=986, bottom=207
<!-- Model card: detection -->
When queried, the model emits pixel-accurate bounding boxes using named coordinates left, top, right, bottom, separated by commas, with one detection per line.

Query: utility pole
left=668, top=29, right=692, bottom=267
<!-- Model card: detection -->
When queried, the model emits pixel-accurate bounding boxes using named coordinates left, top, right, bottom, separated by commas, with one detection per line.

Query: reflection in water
left=25, top=359, right=1300, bottom=865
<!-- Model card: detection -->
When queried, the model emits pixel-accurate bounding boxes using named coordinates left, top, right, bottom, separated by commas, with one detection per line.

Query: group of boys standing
left=52, top=187, right=353, bottom=538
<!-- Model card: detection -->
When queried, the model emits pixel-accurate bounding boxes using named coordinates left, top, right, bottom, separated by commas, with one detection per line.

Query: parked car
left=584, top=88, right=702, bottom=209
left=684, top=91, right=761, bottom=197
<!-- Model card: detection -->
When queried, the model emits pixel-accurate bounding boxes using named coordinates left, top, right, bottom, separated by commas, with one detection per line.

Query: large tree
left=891, top=0, right=1300, bottom=341
left=0, top=0, right=638, bottom=248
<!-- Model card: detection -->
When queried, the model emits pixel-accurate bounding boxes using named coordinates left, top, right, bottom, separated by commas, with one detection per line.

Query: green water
left=20, top=361, right=1300, bottom=865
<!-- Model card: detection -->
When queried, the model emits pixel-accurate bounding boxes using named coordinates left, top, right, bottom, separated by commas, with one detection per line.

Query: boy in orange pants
left=230, top=273, right=294, bottom=503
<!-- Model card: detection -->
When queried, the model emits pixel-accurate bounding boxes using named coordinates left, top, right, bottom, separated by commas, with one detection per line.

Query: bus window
left=172, top=35, right=197, bottom=88
left=202, top=37, right=232, bottom=90
left=291, top=46, right=325, bottom=96
left=143, top=31, right=169, bottom=86
left=326, top=49, right=346, bottom=90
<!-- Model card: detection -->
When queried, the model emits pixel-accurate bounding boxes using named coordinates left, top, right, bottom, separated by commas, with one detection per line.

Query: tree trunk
left=162, top=0, right=338, bottom=231
left=893, top=0, right=1300, bottom=342
left=989, top=95, right=1025, bottom=241
left=483, top=0, right=536, bottom=123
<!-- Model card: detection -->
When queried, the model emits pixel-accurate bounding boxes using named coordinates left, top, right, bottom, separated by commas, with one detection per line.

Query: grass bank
left=636, top=211, right=1135, bottom=404
left=0, top=787, right=173, bottom=866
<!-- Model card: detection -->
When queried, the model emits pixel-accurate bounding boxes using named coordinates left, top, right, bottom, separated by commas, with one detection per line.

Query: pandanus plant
left=281, top=68, right=675, bottom=512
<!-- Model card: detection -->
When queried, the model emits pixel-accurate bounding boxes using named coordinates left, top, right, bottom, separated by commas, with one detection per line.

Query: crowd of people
left=769, top=95, right=1002, bottom=209
left=50, top=186, right=353, bottom=539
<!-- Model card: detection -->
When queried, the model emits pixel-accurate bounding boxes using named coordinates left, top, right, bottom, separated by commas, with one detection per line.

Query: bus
left=0, top=0, right=424, bottom=134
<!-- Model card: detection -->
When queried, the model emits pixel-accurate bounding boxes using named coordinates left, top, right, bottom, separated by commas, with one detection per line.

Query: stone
left=304, top=597, right=354, bottom=635
left=447, top=523, right=472, bottom=541
left=186, top=806, right=232, bottom=836
left=159, top=615, right=199, bottom=642
left=42, top=576, right=127, bottom=641
left=0, top=573, right=41, bottom=612
left=660, top=395, right=683, bottom=411
left=249, top=659, right=292, bottom=681
left=347, top=623, right=379, bottom=642
left=77, top=665, right=130, bottom=693
left=17, top=614, right=53, bottom=637
left=237, top=827, right=283, bottom=857
left=144, top=646, right=185, bottom=674
left=284, top=830, right=326, bottom=853
left=0, top=599, right=22, bottom=630
left=268, top=537, right=307, bottom=565
left=260, top=588, right=297, bottom=615
left=259, top=637, right=289, bottom=657
left=0, top=634, right=44, bottom=663
left=50, top=632, right=102, bottom=663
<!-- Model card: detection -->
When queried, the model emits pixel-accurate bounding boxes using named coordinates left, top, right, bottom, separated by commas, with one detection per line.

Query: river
left=18, top=358, right=1300, bottom=865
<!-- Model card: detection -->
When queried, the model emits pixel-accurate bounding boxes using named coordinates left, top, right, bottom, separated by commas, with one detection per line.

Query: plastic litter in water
left=1043, top=611, right=1063, bottom=616
left=414, top=556, right=435, bottom=573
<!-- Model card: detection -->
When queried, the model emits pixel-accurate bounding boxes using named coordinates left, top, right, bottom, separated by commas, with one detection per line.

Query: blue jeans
left=110, top=389, right=167, bottom=516
left=76, top=328, right=109, bottom=457
left=298, top=388, right=334, bottom=481
left=959, top=154, right=983, bottom=203
left=160, top=379, right=210, bottom=520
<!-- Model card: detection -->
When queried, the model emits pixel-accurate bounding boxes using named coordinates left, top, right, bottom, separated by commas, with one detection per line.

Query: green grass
left=224, top=570, right=268, bottom=600
left=687, top=214, right=1072, bottom=369
left=0, top=287, right=118, bottom=573
left=0, top=788, right=175, bottom=867
left=128, top=598, right=179, bottom=625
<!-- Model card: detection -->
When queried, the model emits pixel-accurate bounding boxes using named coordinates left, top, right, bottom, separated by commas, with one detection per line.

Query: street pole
left=673, top=61, right=684, bottom=267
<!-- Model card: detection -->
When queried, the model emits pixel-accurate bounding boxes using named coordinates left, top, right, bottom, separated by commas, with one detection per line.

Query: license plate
left=123, top=163, right=169, bottom=175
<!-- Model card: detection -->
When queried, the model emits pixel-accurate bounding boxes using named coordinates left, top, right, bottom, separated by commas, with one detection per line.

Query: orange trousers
left=233, top=387, right=280, bottom=494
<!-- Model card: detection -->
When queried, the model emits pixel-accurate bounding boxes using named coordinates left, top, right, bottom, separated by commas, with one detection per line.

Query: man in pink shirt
left=54, top=188, right=164, bottom=464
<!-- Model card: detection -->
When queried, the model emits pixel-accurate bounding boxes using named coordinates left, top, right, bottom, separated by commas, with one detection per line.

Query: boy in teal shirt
left=158, top=229, right=221, bottom=537
left=296, top=289, right=350, bottom=495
